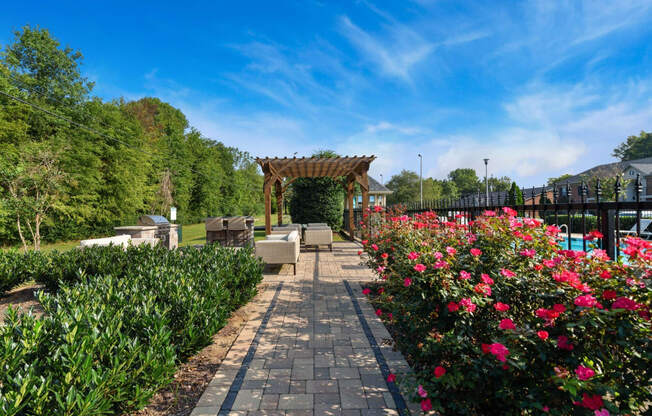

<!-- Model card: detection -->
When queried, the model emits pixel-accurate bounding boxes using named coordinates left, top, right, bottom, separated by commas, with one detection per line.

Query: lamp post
left=418, top=154, right=423, bottom=204
left=483, top=158, right=489, bottom=205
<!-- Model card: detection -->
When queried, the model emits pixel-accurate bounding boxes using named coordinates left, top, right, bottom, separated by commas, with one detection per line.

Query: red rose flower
left=434, top=366, right=446, bottom=378
left=537, top=330, right=549, bottom=340
left=494, top=302, right=510, bottom=312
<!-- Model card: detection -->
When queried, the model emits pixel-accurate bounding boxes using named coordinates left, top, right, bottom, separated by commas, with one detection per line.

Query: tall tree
left=0, top=144, right=66, bottom=250
left=507, top=182, right=524, bottom=206
left=488, top=176, right=512, bottom=192
left=612, top=131, right=652, bottom=161
left=448, top=168, right=481, bottom=195
left=386, top=170, right=420, bottom=205
left=547, top=174, right=574, bottom=185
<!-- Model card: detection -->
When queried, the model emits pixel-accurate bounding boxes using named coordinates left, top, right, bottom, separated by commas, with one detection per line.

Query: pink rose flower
left=499, top=318, right=516, bottom=330
left=575, top=365, right=595, bottom=381
left=459, top=270, right=471, bottom=280
left=403, top=278, right=412, bottom=287
left=481, top=273, right=494, bottom=285
left=489, top=342, right=510, bottom=362
left=414, top=263, right=426, bottom=272
left=500, top=268, right=516, bottom=278
left=417, top=385, right=427, bottom=398
left=434, top=366, right=446, bottom=378
left=459, top=298, right=476, bottom=313
left=574, top=294, right=597, bottom=308
left=420, top=398, right=432, bottom=412
left=470, top=248, right=482, bottom=256
left=407, top=251, right=419, bottom=260
left=494, top=302, right=510, bottom=312
left=537, top=330, right=549, bottom=340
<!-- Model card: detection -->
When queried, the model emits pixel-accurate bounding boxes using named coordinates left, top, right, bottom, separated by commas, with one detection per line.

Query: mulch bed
left=0, top=283, right=45, bottom=321
left=128, top=283, right=268, bottom=416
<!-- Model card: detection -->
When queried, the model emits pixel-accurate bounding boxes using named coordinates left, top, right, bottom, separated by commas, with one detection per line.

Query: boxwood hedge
left=0, top=244, right=263, bottom=415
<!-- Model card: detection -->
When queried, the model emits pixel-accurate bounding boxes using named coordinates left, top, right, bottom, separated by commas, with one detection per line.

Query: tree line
left=385, top=130, right=651, bottom=207
left=385, top=168, right=513, bottom=205
left=0, top=26, right=263, bottom=249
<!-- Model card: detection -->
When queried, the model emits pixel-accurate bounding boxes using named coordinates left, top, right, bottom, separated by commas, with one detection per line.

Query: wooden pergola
left=256, top=156, right=376, bottom=236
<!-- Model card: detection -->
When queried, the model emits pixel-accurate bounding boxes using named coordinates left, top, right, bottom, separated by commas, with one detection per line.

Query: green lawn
left=2, top=214, right=350, bottom=252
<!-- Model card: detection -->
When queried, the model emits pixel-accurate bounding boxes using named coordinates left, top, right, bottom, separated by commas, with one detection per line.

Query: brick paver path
left=191, top=241, right=418, bottom=416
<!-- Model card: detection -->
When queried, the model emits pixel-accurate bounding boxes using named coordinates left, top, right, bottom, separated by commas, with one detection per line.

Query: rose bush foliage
left=362, top=208, right=650, bottom=415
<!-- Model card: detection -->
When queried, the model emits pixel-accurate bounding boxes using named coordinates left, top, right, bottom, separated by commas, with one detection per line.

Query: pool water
left=560, top=237, right=631, bottom=263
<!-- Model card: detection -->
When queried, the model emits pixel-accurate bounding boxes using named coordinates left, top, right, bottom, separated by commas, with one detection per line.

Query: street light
left=483, top=158, right=489, bottom=205
left=418, top=154, right=423, bottom=204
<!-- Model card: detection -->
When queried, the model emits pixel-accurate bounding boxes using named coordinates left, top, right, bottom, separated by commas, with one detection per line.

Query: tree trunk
left=35, top=213, right=41, bottom=251
left=16, top=213, right=28, bottom=251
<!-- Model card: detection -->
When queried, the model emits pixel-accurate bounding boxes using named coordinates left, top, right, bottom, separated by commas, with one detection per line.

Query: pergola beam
left=256, top=156, right=376, bottom=238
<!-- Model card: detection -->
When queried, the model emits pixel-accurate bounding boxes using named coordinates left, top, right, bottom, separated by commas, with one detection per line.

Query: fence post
left=614, top=178, right=621, bottom=259
left=581, top=181, right=587, bottom=252
left=595, top=179, right=602, bottom=249
left=635, top=173, right=642, bottom=235
left=553, top=184, right=558, bottom=226
left=566, top=182, right=572, bottom=250
left=602, top=209, right=615, bottom=259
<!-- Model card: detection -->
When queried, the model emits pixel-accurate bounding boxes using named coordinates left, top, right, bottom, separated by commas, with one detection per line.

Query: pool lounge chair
left=619, top=219, right=652, bottom=237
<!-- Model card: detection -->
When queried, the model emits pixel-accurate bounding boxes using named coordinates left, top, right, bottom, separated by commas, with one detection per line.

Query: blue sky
left=2, top=0, right=651, bottom=186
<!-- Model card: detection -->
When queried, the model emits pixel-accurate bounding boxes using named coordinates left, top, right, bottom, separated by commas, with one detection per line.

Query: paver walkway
left=191, top=241, right=418, bottom=416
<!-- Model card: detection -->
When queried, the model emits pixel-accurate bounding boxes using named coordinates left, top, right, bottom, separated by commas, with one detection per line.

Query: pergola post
left=347, top=177, right=355, bottom=240
left=360, top=171, right=369, bottom=238
left=275, top=180, right=283, bottom=226
left=264, top=176, right=272, bottom=235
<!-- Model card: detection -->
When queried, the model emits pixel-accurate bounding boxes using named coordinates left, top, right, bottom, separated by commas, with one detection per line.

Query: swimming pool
left=560, top=237, right=632, bottom=263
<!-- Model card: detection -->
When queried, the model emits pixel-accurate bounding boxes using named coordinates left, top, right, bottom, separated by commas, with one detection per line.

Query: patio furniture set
left=255, top=223, right=334, bottom=274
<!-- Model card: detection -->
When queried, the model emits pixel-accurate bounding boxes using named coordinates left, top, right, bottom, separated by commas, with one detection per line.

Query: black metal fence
left=357, top=175, right=652, bottom=259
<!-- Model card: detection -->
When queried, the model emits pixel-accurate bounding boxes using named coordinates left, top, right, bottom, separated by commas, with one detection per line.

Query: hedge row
left=362, top=209, right=651, bottom=415
left=0, top=244, right=263, bottom=415
left=0, top=250, right=50, bottom=295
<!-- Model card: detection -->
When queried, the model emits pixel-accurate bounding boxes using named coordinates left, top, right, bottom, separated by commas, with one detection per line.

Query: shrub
left=362, top=208, right=651, bottom=415
left=0, top=250, right=49, bottom=296
left=289, top=177, right=344, bottom=230
left=0, top=244, right=263, bottom=415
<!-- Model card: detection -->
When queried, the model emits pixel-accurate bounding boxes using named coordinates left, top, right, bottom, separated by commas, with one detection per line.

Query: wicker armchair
left=255, top=230, right=300, bottom=274
left=304, top=226, right=333, bottom=251
left=271, top=224, right=302, bottom=241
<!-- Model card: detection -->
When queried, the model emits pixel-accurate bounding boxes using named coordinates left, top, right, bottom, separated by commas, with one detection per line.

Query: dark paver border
left=218, top=282, right=284, bottom=415
left=343, top=280, right=409, bottom=416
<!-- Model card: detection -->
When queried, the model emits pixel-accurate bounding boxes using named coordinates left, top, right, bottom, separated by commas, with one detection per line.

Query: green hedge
left=289, top=177, right=344, bottom=230
left=0, top=250, right=50, bottom=296
left=0, top=244, right=263, bottom=415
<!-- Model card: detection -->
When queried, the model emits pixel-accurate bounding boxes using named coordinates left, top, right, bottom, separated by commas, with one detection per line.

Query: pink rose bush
left=362, top=208, right=650, bottom=415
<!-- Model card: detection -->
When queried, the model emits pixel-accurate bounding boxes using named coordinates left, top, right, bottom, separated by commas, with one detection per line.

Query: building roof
left=624, top=162, right=652, bottom=175
left=256, top=155, right=375, bottom=179
left=562, top=156, right=652, bottom=184
left=368, top=176, right=392, bottom=193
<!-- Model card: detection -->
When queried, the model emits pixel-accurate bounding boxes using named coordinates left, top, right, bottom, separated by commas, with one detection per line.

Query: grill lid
left=138, top=215, right=170, bottom=226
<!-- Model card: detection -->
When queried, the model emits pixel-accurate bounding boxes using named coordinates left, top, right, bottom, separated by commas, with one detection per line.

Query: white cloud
left=335, top=79, right=652, bottom=186
left=338, top=15, right=434, bottom=82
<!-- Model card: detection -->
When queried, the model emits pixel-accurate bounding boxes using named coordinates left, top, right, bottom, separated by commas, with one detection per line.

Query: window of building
left=369, top=195, right=375, bottom=204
